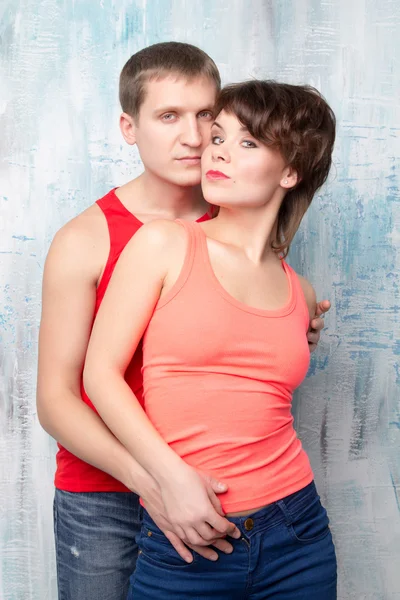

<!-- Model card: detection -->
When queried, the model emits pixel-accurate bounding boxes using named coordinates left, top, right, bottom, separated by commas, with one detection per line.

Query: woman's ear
left=281, top=167, right=299, bottom=190
left=119, top=112, right=137, bottom=146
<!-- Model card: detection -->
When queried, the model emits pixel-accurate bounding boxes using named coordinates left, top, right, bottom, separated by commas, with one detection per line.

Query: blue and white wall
left=1, top=1, right=399, bottom=598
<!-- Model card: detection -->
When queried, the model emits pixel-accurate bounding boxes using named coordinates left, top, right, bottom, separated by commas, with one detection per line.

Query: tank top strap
left=156, top=219, right=203, bottom=310
left=96, top=189, right=143, bottom=247
left=175, top=218, right=206, bottom=242
left=95, top=189, right=143, bottom=310
left=175, top=219, right=211, bottom=272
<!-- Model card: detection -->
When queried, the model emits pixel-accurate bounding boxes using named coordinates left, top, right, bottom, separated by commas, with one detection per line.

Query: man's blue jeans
left=129, top=481, right=337, bottom=599
left=54, top=490, right=141, bottom=600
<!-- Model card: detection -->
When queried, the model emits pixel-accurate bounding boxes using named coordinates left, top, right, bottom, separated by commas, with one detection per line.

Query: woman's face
left=201, top=110, right=294, bottom=209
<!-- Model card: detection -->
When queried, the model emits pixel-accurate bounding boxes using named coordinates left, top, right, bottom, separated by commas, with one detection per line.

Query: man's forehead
left=142, top=74, right=218, bottom=108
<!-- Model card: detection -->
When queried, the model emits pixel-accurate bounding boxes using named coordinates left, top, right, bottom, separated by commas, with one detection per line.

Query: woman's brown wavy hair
left=214, top=80, right=336, bottom=257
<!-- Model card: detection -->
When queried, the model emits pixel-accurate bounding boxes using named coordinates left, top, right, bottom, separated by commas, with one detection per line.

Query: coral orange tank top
left=142, top=219, right=314, bottom=512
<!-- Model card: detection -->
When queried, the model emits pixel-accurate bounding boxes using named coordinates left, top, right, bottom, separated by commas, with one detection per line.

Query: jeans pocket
left=288, top=497, right=331, bottom=544
left=139, top=525, right=194, bottom=570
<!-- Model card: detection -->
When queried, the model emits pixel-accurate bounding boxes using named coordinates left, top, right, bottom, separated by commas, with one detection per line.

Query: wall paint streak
left=0, top=1, right=399, bottom=598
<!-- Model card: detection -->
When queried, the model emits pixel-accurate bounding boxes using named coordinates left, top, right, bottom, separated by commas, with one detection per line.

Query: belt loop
left=276, top=500, right=292, bottom=526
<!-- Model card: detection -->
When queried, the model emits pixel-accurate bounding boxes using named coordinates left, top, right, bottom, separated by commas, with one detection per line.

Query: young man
left=37, top=42, right=330, bottom=600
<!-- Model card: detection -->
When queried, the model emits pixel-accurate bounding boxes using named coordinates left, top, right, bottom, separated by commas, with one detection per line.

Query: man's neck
left=115, top=172, right=210, bottom=222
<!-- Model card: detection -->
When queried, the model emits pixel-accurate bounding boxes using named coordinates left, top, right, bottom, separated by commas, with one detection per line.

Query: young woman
left=84, top=80, right=337, bottom=599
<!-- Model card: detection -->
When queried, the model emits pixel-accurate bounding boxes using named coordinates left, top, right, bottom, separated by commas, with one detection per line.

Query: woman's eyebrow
left=212, top=121, right=223, bottom=130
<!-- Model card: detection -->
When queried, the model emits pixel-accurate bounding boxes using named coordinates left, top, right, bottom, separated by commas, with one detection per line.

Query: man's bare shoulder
left=55, top=203, right=107, bottom=245
left=46, top=203, right=109, bottom=281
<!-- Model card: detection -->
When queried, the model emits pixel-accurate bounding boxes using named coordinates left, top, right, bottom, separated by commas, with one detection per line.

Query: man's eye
left=242, top=140, right=257, bottom=148
left=198, top=111, right=213, bottom=120
left=161, top=114, right=176, bottom=121
left=212, top=135, right=223, bottom=145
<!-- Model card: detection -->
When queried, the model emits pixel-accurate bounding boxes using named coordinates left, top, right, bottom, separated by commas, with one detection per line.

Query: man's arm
left=37, top=216, right=148, bottom=491
left=37, top=214, right=232, bottom=563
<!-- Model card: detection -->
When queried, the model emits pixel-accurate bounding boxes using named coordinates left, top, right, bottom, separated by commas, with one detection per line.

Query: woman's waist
left=144, top=396, right=297, bottom=459
left=143, top=369, right=295, bottom=401
left=160, top=435, right=312, bottom=514
left=208, top=459, right=314, bottom=515
left=143, top=384, right=294, bottom=434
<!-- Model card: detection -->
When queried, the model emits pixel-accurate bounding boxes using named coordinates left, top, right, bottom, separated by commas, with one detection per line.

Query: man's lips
left=177, top=156, right=201, bottom=164
left=206, top=170, right=230, bottom=180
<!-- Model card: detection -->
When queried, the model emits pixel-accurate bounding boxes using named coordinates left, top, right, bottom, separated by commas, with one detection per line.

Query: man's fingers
left=188, top=536, right=235, bottom=560
left=184, top=526, right=210, bottom=546
left=197, top=522, right=221, bottom=542
left=315, top=299, right=331, bottom=318
left=189, top=544, right=219, bottom=561
left=212, top=537, right=234, bottom=554
left=208, top=514, right=241, bottom=539
left=309, top=319, right=323, bottom=333
left=164, top=531, right=193, bottom=563
left=307, top=330, right=319, bottom=344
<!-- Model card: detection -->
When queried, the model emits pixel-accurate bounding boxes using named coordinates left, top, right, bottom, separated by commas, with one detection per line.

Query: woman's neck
left=204, top=200, right=282, bottom=264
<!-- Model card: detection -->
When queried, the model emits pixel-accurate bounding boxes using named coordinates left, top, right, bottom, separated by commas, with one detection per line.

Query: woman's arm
left=298, top=275, right=318, bottom=322
left=84, top=220, right=239, bottom=546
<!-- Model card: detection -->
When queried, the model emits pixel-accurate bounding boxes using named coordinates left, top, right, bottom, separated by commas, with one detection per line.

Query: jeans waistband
left=226, top=481, right=319, bottom=537
left=142, top=481, right=319, bottom=540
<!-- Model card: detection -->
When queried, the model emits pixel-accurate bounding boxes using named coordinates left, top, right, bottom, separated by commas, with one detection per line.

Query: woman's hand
left=141, top=472, right=239, bottom=563
left=157, top=464, right=241, bottom=547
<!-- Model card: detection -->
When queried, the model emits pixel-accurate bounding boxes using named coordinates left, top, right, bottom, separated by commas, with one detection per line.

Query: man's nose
left=180, top=118, right=202, bottom=147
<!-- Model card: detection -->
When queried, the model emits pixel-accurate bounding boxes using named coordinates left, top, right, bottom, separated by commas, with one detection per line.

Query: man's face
left=133, top=75, right=218, bottom=187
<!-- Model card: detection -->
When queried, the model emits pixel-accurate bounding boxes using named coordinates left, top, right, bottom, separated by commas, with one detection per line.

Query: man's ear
left=280, top=166, right=299, bottom=190
left=119, top=112, right=137, bottom=146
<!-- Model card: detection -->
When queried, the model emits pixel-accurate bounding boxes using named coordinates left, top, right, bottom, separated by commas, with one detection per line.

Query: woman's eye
left=242, top=140, right=257, bottom=148
left=161, top=113, right=176, bottom=122
left=212, top=135, right=223, bottom=145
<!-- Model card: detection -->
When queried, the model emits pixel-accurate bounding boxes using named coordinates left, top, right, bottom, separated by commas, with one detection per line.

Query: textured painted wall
left=0, top=1, right=399, bottom=598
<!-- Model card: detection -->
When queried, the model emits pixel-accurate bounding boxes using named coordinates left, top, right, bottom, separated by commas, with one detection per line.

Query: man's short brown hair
left=120, top=42, right=221, bottom=119
left=214, top=80, right=336, bottom=257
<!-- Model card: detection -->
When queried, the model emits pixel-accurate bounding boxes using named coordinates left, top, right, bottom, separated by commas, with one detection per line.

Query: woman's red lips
left=206, top=170, right=230, bottom=180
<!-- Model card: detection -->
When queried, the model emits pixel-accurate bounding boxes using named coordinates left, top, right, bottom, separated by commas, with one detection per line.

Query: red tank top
left=55, top=189, right=212, bottom=492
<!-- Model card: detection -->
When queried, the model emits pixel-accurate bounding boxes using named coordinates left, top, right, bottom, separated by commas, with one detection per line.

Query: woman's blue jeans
left=128, top=481, right=337, bottom=599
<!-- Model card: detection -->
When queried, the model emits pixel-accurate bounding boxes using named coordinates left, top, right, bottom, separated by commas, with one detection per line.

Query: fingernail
left=218, top=482, right=226, bottom=490
left=185, top=555, right=194, bottom=563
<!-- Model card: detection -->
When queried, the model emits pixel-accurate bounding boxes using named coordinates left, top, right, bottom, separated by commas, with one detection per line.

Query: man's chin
left=167, top=174, right=202, bottom=188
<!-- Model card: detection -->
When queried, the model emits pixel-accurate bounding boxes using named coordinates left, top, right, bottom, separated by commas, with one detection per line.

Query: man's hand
left=307, top=300, right=331, bottom=353
left=141, top=474, right=236, bottom=563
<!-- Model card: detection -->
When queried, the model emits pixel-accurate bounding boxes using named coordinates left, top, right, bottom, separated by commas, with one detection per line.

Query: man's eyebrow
left=152, top=106, right=182, bottom=115
left=153, top=105, right=215, bottom=115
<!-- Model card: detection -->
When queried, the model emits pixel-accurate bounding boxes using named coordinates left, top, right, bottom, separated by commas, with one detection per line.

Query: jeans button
left=244, top=518, right=254, bottom=531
